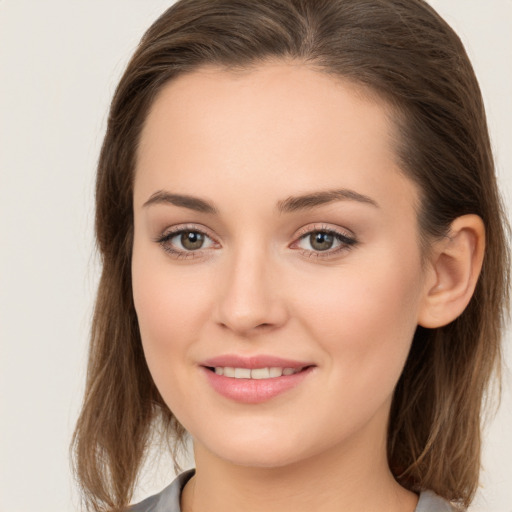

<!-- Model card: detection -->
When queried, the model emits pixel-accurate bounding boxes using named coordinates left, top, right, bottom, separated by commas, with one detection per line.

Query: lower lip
left=201, top=366, right=314, bottom=404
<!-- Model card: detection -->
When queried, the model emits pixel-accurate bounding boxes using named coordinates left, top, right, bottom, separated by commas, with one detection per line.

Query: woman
left=71, top=1, right=510, bottom=511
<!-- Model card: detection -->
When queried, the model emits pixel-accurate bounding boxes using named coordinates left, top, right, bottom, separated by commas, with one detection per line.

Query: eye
left=176, top=231, right=208, bottom=251
left=156, top=226, right=217, bottom=257
left=305, top=231, right=337, bottom=251
left=292, top=226, right=357, bottom=257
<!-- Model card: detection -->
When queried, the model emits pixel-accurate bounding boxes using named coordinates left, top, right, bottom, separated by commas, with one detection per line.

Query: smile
left=210, top=367, right=304, bottom=379
left=201, top=360, right=314, bottom=403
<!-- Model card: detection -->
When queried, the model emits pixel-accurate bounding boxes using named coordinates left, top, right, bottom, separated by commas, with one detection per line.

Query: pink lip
left=201, top=354, right=311, bottom=369
left=200, top=354, right=315, bottom=404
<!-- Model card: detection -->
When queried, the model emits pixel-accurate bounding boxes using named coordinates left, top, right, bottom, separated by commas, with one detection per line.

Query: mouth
left=204, top=366, right=310, bottom=379
left=200, top=356, right=315, bottom=403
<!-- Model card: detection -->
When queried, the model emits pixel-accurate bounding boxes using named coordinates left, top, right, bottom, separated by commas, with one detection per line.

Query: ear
left=418, top=214, right=485, bottom=328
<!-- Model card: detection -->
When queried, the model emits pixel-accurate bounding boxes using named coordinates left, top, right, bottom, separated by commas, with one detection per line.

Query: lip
left=201, top=354, right=312, bottom=369
left=200, top=354, right=315, bottom=404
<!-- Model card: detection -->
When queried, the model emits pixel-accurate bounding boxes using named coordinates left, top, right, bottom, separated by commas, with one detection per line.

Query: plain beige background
left=0, top=1, right=510, bottom=511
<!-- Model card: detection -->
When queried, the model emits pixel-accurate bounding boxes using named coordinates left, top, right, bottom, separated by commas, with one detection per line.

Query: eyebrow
left=142, top=191, right=218, bottom=214
left=277, top=188, right=379, bottom=213
left=142, top=188, right=379, bottom=214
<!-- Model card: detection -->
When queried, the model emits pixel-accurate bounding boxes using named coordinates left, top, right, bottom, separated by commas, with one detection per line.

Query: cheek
left=131, top=246, right=211, bottom=393
left=294, top=254, right=423, bottom=392
left=132, top=236, right=212, bottom=337
left=133, top=267, right=187, bottom=350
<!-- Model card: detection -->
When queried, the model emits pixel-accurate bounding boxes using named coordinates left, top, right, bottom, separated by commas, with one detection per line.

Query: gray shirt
left=129, top=469, right=455, bottom=511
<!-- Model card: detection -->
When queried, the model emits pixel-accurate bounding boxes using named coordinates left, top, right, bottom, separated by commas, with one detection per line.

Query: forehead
left=134, top=61, right=417, bottom=217
left=137, top=61, right=394, bottom=165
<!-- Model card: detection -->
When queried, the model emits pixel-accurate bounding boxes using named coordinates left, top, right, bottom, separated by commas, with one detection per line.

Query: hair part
left=71, top=1, right=510, bottom=510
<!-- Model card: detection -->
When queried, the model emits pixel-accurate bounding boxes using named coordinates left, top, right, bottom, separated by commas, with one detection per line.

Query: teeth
left=223, top=367, right=235, bottom=377
left=251, top=368, right=270, bottom=379
left=269, top=367, right=283, bottom=378
left=213, top=366, right=302, bottom=379
left=234, top=368, right=251, bottom=379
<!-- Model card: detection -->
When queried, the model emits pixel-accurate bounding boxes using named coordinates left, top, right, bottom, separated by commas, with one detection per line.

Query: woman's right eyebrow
left=142, top=190, right=218, bottom=214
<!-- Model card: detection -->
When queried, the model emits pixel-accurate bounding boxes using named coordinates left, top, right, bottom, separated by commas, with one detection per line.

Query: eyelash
left=155, top=223, right=358, bottom=260
left=154, top=224, right=219, bottom=259
left=292, top=224, right=358, bottom=259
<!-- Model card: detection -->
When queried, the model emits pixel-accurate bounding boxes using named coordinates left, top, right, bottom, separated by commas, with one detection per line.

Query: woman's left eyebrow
left=277, top=188, right=379, bottom=213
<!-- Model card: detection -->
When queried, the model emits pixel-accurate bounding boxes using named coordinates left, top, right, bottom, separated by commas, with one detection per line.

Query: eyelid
left=157, top=223, right=218, bottom=240
left=290, top=223, right=358, bottom=258
left=293, top=223, right=355, bottom=241
left=154, top=223, right=220, bottom=258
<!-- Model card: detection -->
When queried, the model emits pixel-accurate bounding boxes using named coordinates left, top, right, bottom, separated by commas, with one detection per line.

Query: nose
left=214, top=246, right=289, bottom=337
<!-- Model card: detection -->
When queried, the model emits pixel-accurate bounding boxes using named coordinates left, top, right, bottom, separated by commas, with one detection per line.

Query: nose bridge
left=215, top=239, right=287, bottom=335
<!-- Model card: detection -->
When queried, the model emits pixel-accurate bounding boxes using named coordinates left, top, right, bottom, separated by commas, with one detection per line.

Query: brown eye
left=293, top=227, right=357, bottom=257
left=309, top=231, right=334, bottom=251
left=157, top=228, right=216, bottom=256
left=180, top=231, right=205, bottom=250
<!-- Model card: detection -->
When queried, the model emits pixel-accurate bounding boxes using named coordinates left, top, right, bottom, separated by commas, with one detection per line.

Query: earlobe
left=418, top=214, right=485, bottom=328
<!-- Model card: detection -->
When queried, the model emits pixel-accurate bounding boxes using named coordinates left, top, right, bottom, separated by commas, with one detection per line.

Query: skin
left=131, top=61, right=483, bottom=512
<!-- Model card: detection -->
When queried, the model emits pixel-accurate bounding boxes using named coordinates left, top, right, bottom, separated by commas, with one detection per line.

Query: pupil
left=181, top=231, right=204, bottom=250
left=310, top=232, right=334, bottom=251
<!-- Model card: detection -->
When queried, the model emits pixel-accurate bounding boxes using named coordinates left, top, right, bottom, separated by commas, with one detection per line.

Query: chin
left=194, top=426, right=318, bottom=469
left=215, top=445, right=305, bottom=469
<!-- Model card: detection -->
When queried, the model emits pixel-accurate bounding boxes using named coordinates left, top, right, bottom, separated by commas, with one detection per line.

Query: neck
left=180, top=408, right=418, bottom=512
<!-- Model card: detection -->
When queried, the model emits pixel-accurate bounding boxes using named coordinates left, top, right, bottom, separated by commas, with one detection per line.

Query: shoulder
left=416, top=490, right=460, bottom=512
left=128, top=469, right=195, bottom=512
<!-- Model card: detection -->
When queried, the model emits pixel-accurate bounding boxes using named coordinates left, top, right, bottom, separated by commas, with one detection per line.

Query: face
left=132, top=62, right=431, bottom=469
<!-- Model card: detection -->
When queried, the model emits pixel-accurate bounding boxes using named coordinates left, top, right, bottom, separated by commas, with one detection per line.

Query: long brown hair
left=71, top=1, right=510, bottom=510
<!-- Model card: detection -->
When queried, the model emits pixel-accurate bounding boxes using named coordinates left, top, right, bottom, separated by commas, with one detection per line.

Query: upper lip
left=201, top=354, right=314, bottom=369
